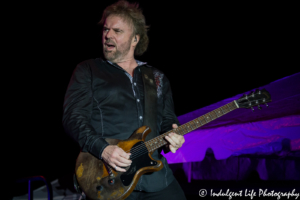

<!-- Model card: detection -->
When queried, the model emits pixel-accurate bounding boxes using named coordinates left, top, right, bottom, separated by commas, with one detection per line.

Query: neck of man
left=114, top=51, right=137, bottom=77
left=117, top=59, right=137, bottom=77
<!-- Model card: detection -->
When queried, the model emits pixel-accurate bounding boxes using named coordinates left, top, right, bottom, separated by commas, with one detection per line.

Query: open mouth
left=105, top=43, right=115, bottom=49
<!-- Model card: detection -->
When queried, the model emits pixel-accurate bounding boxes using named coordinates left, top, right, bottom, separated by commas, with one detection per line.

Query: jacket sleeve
left=161, top=75, right=180, bottom=133
left=62, top=61, right=109, bottom=159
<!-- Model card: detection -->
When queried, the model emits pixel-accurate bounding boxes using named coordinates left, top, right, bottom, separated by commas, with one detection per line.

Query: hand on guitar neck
left=165, top=124, right=185, bottom=153
left=101, top=124, right=185, bottom=172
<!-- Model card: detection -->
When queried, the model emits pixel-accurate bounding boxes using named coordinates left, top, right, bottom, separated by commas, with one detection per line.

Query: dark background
left=9, top=1, right=299, bottom=197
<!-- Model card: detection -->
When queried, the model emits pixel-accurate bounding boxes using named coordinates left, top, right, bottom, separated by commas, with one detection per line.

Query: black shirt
left=63, top=58, right=180, bottom=192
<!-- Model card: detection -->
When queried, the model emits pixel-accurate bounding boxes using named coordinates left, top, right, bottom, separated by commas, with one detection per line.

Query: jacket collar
left=106, top=59, right=147, bottom=67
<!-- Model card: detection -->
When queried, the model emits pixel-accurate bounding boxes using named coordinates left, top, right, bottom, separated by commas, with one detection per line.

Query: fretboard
left=144, top=101, right=238, bottom=152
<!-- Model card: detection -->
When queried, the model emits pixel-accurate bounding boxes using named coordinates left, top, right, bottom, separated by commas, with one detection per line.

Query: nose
left=104, top=29, right=112, bottom=39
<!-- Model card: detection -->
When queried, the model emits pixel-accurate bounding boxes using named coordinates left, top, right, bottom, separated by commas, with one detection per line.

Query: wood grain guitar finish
left=75, top=89, right=272, bottom=200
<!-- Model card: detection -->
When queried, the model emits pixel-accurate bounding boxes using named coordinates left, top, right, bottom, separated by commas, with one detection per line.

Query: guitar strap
left=141, top=66, right=157, bottom=143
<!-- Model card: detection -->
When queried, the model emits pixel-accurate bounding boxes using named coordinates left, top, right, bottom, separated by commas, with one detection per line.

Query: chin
left=104, top=51, right=122, bottom=63
left=104, top=52, right=114, bottom=60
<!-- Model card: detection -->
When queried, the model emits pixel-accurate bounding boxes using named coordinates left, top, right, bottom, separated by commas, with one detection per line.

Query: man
left=63, top=1, right=186, bottom=199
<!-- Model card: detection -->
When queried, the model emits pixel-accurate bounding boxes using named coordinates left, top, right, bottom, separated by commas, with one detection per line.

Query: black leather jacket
left=63, top=58, right=179, bottom=192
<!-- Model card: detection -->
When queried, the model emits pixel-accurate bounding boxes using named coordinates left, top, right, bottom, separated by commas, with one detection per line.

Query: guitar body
left=75, top=126, right=163, bottom=200
left=74, top=89, right=272, bottom=200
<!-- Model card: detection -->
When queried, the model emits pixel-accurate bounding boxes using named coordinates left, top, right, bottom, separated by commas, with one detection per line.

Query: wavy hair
left=99, top=0, right=149, bottom=56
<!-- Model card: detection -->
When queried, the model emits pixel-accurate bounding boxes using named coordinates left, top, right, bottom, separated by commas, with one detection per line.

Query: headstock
left=236, top=89, right=272, bottom=110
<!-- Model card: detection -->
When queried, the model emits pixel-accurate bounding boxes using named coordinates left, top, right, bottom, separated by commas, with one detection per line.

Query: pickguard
left=120, top=141, right=157, bottom=186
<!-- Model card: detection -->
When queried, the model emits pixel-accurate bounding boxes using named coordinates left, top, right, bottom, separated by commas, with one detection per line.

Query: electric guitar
left=74, top=89, right=271, bottom=200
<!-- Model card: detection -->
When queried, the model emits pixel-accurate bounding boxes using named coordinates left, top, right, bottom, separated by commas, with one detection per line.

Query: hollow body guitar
left=75, top=89, right=271, bottom=200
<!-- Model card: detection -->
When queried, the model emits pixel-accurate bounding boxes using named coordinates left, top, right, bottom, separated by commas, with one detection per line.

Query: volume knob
left=108, top=179, right=115, bottom=185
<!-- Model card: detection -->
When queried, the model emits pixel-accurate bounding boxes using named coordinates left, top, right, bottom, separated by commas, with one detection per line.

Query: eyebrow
left=113, top=28, right=122, bottom=32
left=103, top=26, right=123, bottom=32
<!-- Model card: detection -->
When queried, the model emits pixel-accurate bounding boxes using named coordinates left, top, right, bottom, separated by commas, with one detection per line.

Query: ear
left=132, top=35, right=140, bottom=46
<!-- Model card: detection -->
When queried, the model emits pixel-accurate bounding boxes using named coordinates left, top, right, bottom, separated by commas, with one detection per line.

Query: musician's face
left=102, top=15, right=135, bottom=63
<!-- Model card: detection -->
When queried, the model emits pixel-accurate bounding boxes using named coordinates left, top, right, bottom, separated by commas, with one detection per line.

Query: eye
left=103, top=28, right=109, bottom=32
left=114, top=29, right=122, bottom=33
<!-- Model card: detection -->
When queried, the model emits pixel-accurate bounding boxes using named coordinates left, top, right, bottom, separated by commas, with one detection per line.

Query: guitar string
left=127, top=119, right=220, bottom=156
left=127, top=143, right=148, bottom=159
left=125, top=117, right=209, bottom=156
left=125, top=131, right=183, bottom=158
left=126, top=140, right=166, bottom=158
left=125, top=104, right=235, bottom=158
left=127, top=119, right=206, bottom=155
left=130, top=127, right=223, bottom=159
left=125, top=121, right=204, bottom=155
left=129, top=142, right=164, bottom=158
left=124, top=135, right=168, bottom=154
left=130, top=150, right=148, bottom=160
left=125, top=133, right=174, bottom=155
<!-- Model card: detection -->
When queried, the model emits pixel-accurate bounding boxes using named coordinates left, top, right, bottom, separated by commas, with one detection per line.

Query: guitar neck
left=144, top=101, right=239, bottom=152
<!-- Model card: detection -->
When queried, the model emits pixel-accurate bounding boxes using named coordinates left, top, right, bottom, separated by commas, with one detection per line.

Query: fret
left=158, top=136, right=164, bottom=144
left=197, top=118, right=203, bottom=126
left=217, top=109, right=223, bottom=116
left=188, top=122, right=193, bottom=131
left=214, top=110, right=219, bottom=117
left=200, top=118, right=205, bottom=125
left=213, top=111, right=218, bottom=119
left=194, top=119, right=200, bottom=127
left=173, top=128, right=178, bottom=134
left=185, top=123, right=191, bottom=132
left=189, top=121, right=194, bottom=130
left=210, top=111, right=218, bottom=120
left=186, top=122, right=191, bottom=131
left=227, top=104, right=232, bottom=111
left=181, top=125, right=188, bottom=134
left=184, top=124, right=190, bottom=133
left=155, top=138, right=161, bottom=148
left=222, top=106, right=227, bottom=113
left=177, top=127, right=183, bottom=135
left=190, top=121, right=195, bottom=130
left=208, top=113, right=214, bottom=120
left=177, top=126, right=183, bottom=134
left=177, top=128, right=183, bottom=135
left=206, top=115, right=211, bottom=122
left=151, top=141, right=156, bottom=149
left=194, top=118, right=201, bottom=128
left=221, top=107, right=225, bottom=114
left=203, top=116, right=208, bottom=123
left=180, top=126, right=185, bottom=135
left=155, top=139, right=160, bottom=148
left=179, top=126, right=185, bottom=135
left=191, top=120, right=197, bottom=129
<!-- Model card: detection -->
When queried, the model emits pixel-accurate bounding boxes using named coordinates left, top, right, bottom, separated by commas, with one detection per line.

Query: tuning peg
left=265, top=103, right=268, bottom=107
left=255, top=89, right=261, bottom=95
left=251, top=107, right=254, bottom=111
left=257, top=105, right=262, bottom=110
